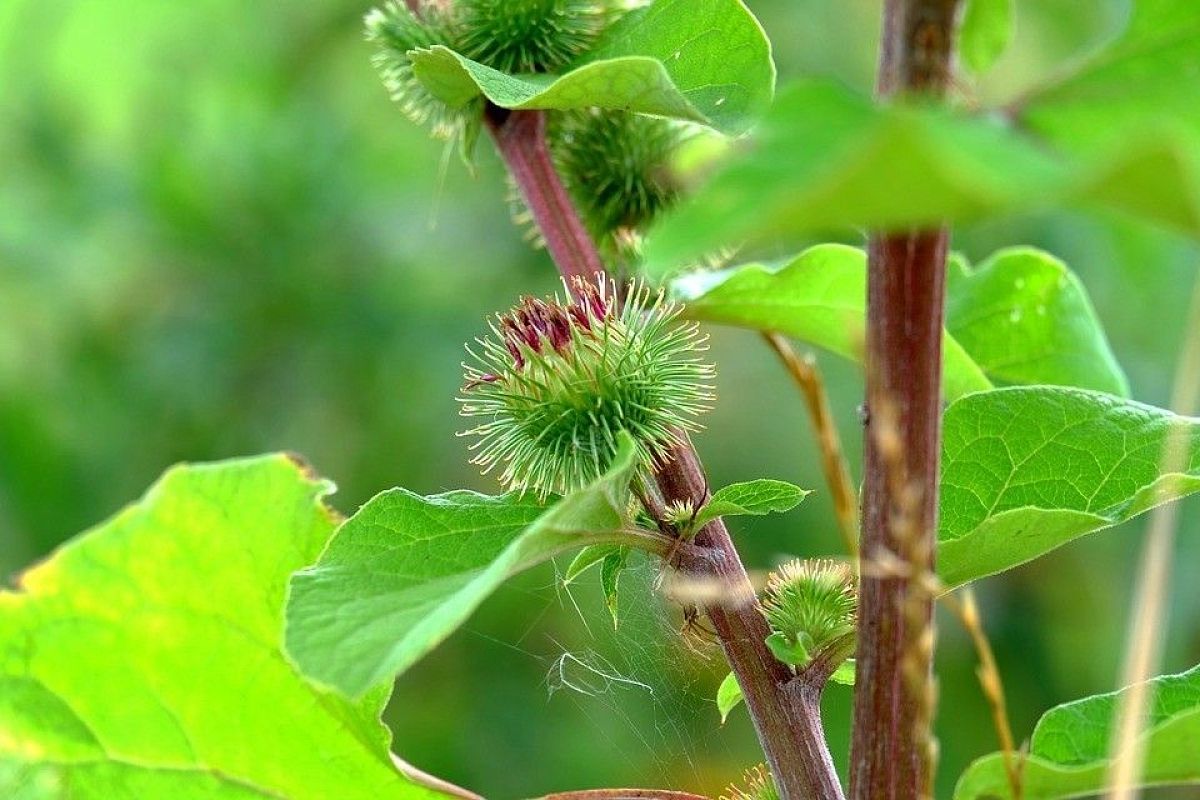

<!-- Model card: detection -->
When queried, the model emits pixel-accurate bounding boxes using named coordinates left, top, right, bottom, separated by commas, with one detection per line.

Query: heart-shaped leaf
left=671, top=244, right=993, bottom=401
left=672, top=244, right=1125, bottom=402
left=0, top=455, right=439, bottom=799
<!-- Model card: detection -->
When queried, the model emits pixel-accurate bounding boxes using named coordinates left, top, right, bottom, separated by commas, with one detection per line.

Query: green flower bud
left=458, top=0, right=617, bottom=74
left=366, top=1, right=470, bottom=142
left=761, top=558, right=857, bottom=665
left=459, top=275, right=713, bottom=498
left=551, top=110, right=687, bottom=252
left=721, top=765, right=779, bottom=800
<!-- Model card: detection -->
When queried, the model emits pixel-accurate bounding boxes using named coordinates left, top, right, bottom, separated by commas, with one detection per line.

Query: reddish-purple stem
left=486, top=108, right=606, bottom=286
left=849, top=2, right=960, bottom=799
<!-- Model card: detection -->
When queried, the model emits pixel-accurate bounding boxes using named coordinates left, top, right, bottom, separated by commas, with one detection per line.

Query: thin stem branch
left=1107, top=268, right=1200, bottom=799
left=486, top=108, right=606, bottom=287
left=762, top=332, right=859, bottom=558
left=390, top=754, right=484, bottom=800
left=958, top=589, right=1021, bottom=799
left=488, top=107, right=843, bottom=800
left=851, top=3, right=960, bottom=798
left=658, top=439, right=845, bottom=800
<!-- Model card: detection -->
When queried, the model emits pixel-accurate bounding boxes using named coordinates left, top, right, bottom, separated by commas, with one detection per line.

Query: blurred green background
left=2, top=0, right=1199, bottom=797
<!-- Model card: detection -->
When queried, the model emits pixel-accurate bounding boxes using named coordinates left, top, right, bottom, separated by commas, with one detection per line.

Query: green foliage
left=945, top=247, right=1129, bottom=396
left=1019, top=0, right=1200, bottom=233
left=938, top=387, right=1200, bottom=587
left=692, top=479, right=809, bottom=530
left=716, top=671, right=743, bottom=724
left=959, top=0, right=1015, bottom=75
left=955, top=664, right=1200, bottom=799
left=641, top=80, right=1067, bottom=271
left=1022, top=0, right=1200, bottom=156
left=459, top=278, right=712, bottom=498
left=598, top=544, right=630, bottom=627
left=0, top=456, right=436, bottom=799
left=285, top=435, right=641, bottom=698
left=564, top=543, right=631, bottom=628
left=671, top=244, right=992, bottom=401
left=408, top=0, right=774, bottom=135
left=642, top=4, right=1200, bottom=273
left=672, top=243, right=1130, bottom=403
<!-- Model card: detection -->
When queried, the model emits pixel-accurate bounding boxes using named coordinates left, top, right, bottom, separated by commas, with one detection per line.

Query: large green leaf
left=644, top=30, right=1200, bottom=275
left=1021, top=0, right=1200, bottom=234
left=945, top=247, right=1128, bottom=396
left=671, top=244, right=994, bottom=401
left=410, top=0, right=773, bottom=135
left=285, top=435, right=641, bottom=698
left=0, top=455, right=438, bottom=799
left=642, top=80, right=1067, bottom=271
left=1023, top=0, right=1200, bottom=154
left=955, top=664, right=1200, bottom=799
left=939, top=387, right=1200, bottom=587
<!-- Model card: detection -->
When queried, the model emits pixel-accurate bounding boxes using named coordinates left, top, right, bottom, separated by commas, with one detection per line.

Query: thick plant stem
left=489, top=106, right=843, bottom=800
left=486, top=107, right=606, bottom=285
left=850, top=3, right=960, bottom=799
left=658, top=440, right=845, bottom=800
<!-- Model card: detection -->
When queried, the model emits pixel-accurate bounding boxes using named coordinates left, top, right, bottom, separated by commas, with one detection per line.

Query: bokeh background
left=3, top=0, right=1199, bottom=796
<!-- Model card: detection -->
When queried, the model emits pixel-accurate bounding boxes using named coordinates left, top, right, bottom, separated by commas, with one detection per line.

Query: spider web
left=464, top=553, right=750, bottom=792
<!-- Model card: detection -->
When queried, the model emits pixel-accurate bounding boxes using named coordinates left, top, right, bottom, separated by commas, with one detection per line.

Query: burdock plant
left=12, top=5, right=1197, bottom=800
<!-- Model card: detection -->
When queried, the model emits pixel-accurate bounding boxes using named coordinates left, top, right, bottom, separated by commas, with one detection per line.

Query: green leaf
left=765, top=632, right=809, bottom=667
left=674, top=244, right=1126, bottom=401
left=938, top=387, right=1200, bottom=587
left=600, top=547, right=630, bottom=629
left=642, top=80, right=1066, bottom=271
left=563, top=543, right=621, bottom=583
left=410, top=0, right=774, bottom=135
left=692, top=478, right=810, bottom=530
left=1023, top=0, right=1200, bottom=156
left=285, top=434, right=641, bottom=698
left=671, top=244, right=994, bottom=402
left=0, top=455, right=438, bottom=799
left=830, top=659, right=856, bottom=686
left=1021, top=0, right=1200, bottom=235
left=644, top=54, right=1200, bottom=272
left=955, top=664, right=1200, bottom=799
left=563, top=544, right=630, bottom=629
left=716, top=672, right=743, bottom=724
left=945, top=247, right=1128, bottom=396
left=959, top=0, right=1015, bottom=75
